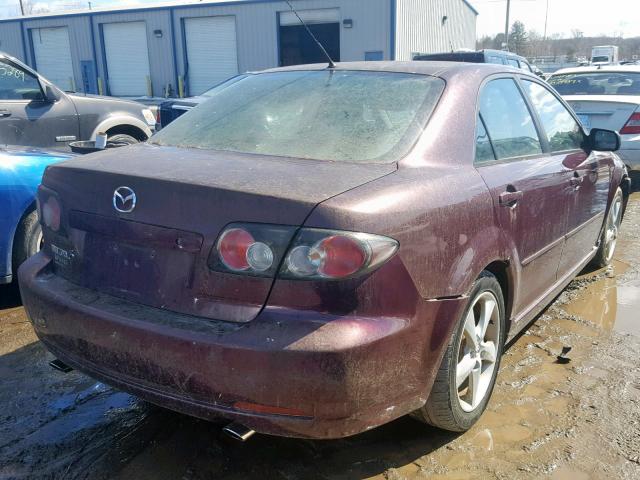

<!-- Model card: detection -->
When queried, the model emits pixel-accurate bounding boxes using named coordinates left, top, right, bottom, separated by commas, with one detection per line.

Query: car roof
left=256, top=61, right=529, bottom=79
left=552, top=64, right=640, bottom=75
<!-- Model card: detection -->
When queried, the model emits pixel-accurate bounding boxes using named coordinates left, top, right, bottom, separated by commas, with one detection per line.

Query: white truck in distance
left=591, top=45, right=619, bottom=65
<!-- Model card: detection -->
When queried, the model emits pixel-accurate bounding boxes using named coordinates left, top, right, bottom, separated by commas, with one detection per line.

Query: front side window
left=479, top=78, right=542, bottom=160
left=151, top=70, right=445, bottom=163
left=0, top=60, right=43, bottom=100
left=522, top=80, right=584, bottom=152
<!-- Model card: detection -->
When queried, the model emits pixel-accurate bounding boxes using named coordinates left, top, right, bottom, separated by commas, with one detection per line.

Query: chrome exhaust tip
left=49, top=359, right=73, bottom=373
left=222, top=422, right=255, bottom=442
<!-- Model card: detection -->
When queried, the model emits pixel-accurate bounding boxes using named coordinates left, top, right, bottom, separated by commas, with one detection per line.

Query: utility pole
left=504, top=0, right=511, bottom=51
left=18, top=0, right=25, bottom=15
left=543, top=0, right=549, bottom=40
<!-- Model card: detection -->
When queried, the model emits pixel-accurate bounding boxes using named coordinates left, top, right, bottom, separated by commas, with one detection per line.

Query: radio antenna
left=284, top=0, right=336, bottom=69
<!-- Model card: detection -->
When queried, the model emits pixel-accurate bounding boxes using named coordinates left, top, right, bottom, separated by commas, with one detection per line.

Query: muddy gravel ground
left=1, top=193, right=640, bottom=480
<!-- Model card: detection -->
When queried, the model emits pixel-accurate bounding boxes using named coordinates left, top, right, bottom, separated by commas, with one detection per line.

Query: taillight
left=210, top=224, right=398, bottom=280
left=209, top=224, right=296, bottom=277
left=620, top=112, right=640, bottom=135
left=281, top=228, right=398, bottom=280
left=41, top=195, right=61, bottom=232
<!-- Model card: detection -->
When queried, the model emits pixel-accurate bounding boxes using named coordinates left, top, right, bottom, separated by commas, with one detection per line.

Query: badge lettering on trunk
left=113, top=186, right=136, bottom=213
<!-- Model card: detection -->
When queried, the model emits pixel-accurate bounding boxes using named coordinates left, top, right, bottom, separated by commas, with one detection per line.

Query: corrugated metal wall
left=0, top=0, right=477, bottom=98
left=394, top=0, right=477, bottom=61
left=0, top=21, right=25, bottom=61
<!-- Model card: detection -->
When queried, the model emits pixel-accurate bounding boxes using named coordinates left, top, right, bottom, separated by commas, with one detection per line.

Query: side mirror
left=588, top=128, right=620, bottom=152
left=43, top=84, right=59, bottom=103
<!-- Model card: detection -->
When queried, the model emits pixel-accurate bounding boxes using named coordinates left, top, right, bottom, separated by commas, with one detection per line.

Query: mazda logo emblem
left=113, top=186, right=136, bottom=213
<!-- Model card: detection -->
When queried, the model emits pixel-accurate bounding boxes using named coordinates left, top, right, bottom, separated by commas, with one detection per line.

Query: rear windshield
left=150, top=70, right=445, bottom=163
left=549, top=72, right=640, bottom=96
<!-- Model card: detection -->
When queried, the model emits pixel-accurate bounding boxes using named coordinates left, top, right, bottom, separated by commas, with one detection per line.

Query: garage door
left=184, top=16, right=238, bottom=96
left=102, top=22, right=150, bottom=96
left=31, top=27, right=74, bottom=91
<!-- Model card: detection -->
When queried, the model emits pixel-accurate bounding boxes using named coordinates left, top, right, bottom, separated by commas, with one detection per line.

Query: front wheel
left=591, top=187, right=623, bottom=269
left=414, top=271, right=506, bottom=432
left=107, top=133, right=139, bottom=145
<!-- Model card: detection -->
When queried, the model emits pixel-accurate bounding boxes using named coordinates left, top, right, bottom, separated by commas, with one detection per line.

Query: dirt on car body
left=1, top=193, right=639, bottom=480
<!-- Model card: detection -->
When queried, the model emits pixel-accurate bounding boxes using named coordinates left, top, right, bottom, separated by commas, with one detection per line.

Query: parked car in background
left=0, top=146, right=72, bottom=284
left=413, top=49, right=543, bottom=77
left=156, top=75, right=246, bottom=129
left=20, top=62, right=628, bottom=440
left=549, top=65, right=640, bottom=170
left=0, top=52, right=156, bottom=149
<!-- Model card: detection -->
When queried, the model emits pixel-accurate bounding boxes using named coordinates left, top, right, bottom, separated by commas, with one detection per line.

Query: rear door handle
left=0, top=109, right=11, bottom=118
left=499, top=190, right=523, bottom=206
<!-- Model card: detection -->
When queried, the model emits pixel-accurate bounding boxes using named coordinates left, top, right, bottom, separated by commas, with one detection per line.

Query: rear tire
left=12, top=210, right=43, bottom=273
left=107, top=133, right=139, bottom=145
left=414, top=271, right=506, bottom=432
left=591, top=187, right=623, bottom=269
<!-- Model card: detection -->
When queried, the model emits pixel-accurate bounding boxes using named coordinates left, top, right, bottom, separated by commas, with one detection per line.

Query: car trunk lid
left=565, top=95, right=639, bottom=131
left=41, top=143, right=395, bottom=322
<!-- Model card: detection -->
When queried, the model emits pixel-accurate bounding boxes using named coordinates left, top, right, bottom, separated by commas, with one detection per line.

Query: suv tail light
left=41, top=195, right=61, bottom=232
left=209, top=224, right=398, bottom=280
left=620, top=112, right=640, bottom=135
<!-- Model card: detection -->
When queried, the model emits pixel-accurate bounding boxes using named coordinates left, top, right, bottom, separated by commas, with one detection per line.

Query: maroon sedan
left=19, top=62, right=629, bottom=439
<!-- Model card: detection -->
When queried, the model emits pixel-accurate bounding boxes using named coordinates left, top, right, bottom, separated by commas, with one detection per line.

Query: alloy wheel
left=455, top=291, right=500, bottom=412
left=604, top=194, right=623, bottom=264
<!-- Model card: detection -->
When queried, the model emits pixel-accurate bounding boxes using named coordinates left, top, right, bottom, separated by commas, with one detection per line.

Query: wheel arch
left=482, top=260, right=515, bottom=331
left=3, top=199, right=37, bottom=278
left=90, top=116, right=152, bottom=141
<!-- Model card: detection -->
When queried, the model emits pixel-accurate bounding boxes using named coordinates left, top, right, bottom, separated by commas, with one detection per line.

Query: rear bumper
left=619, top=137, right=640, bottom=171
left=19, top=252, right=465, bottom=439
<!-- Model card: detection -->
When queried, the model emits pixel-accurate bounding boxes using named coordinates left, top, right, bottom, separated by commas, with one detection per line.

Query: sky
left=472, top=0, right=640, bottom=39
left=1, top=0, right=640, bottom=39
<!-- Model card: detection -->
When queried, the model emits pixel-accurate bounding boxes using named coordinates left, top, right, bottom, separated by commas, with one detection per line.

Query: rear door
left=521, top=79, right=612, bottom=275
left=0, top=57, right=78, bottom=148
left=474, top=77, right=569, bottom=318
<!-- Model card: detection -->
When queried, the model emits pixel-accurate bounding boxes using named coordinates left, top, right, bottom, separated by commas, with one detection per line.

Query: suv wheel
left=108, top=133, right=139, bottom=145
left=414, top=271, right=506, bottom=431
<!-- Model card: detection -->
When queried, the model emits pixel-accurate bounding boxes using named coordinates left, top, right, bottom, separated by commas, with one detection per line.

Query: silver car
left=549, top=65, right=640, bottom=170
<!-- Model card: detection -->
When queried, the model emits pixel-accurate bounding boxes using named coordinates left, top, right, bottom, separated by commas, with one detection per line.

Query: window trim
left=517, top=75, right=587, bottom=155
left=0, top=57, right=46, bottom=103
left=473, top=73, right=548, bottom=166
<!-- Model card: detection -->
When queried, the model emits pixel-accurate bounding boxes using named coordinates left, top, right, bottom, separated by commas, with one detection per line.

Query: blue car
left=1, top=147, right=72, bottom=284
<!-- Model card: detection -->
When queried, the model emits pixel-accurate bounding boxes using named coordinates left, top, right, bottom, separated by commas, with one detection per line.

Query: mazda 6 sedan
left=19, top=62, right=630, bottom=439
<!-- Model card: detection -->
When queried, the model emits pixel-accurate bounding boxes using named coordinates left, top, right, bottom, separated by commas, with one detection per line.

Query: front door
left=520, top=78, right=612, bottom=276
left=475, top=77, right=569, bottom=317
left=0, top=58, right=78, bottom=148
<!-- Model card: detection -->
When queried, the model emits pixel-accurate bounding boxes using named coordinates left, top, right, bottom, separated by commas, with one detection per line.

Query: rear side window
left=487, top=55, right=504, bottom=65
left=522, top=80, right=584, bottom=152
left=479, top=78, right=542, bottom=160
left=507, top=59, right=520, bottom=68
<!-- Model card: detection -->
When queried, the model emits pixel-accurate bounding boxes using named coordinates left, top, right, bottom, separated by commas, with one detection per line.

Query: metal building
left=0, top=0, right=477, bottom=98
